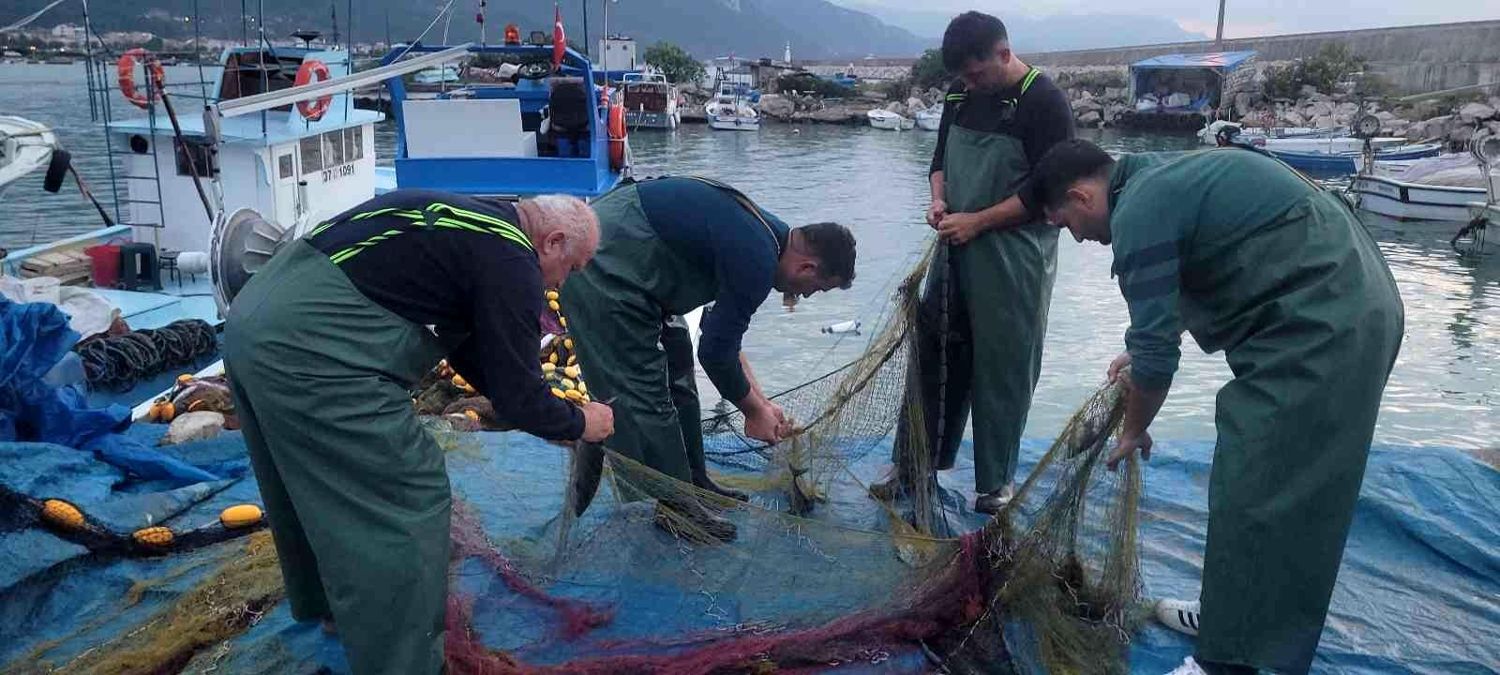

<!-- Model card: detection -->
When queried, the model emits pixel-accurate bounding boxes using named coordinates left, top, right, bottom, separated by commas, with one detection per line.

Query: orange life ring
left=294, top=60, right=334, bottom=121
left=117, top=48, right=166, bottom=109
left=608, top=103, right=627, bottom=172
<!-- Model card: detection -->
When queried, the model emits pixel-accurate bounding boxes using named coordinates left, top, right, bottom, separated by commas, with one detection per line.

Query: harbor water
left=2, top=62, right=1495, bottom=450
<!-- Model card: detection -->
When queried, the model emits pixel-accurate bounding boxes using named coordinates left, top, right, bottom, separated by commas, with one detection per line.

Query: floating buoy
left=451, top=374, right=469, bottom=389
left=133, top=526, right=174, bottom=548
left=563, top=365, right=581, bottom=379
left=463, top=409, right=480, bottom=422
left=219, top=504, right=264, bottom=529
left=551, top=387, right=567, bottom=399
left=565, top=390, right=584, bottom=402
left=41, top=499, right=86, bottom=531
left=548, top=300, right=561, bottom=312
left=176, top=373, right=193, bottom=386
left=546, top=290, right=560, bottom=301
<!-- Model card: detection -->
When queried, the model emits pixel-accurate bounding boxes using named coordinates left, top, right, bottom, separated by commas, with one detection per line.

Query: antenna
left=330, top=2, right=340, bottom=47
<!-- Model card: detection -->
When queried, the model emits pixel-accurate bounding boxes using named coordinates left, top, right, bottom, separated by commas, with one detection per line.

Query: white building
left=597, top=35, right=637, bottom=72
left=49, top=24, right=86, bottom=43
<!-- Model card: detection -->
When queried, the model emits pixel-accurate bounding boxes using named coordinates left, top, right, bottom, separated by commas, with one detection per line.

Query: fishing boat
left=1352, top=153, right=1499, bottom=221
left=0, top=115, right=59, bottom=196
left=374, top=40, right=630, bottom=196
left=1266, top=142, right=1442, bottom=175
left=620, top=72, right=679, bottom=130
left=706, top=88, right=760, bottom=131
left=413, top=64, right=461, bottom=84
left=867, top=108, right=914, bottom=131
left=1197, top=120, right=1344, bottom=146
left=915, top=107, right=942, bottom=131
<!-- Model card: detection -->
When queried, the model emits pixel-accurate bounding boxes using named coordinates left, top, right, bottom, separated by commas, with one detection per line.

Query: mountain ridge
left=0, top=0, right=931, bottom=59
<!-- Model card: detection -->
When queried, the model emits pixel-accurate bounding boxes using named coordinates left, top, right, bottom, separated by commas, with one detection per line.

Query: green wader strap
left=308, top=201, right=534, bottom=265
left=668, top=175, right=785, bottom=256
left=943, top=67, right=1041, bottom=109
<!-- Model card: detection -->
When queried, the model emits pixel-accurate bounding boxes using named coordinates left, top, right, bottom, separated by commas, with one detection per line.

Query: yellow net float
left=40, top=499, right=86, bottom=531
left=219, top=504, right=264, bottom=529
left=464, top=409, right=481, bottom=422
left=546, top=290, right=560, bottom=301
left=551, top=388, right=567, bottom=399
left=565, top=390, right=584, bottom=402
left=132, top=526, right=175, bottom=548
left=176, top=373, right=193, bottom=386
left=451, top=374, right=468, bottom=389
left=563, top=338, right=574, bottom=350
left=547, top=300, right=561, bottom=312
left=563, top=365, right=581, bottom=379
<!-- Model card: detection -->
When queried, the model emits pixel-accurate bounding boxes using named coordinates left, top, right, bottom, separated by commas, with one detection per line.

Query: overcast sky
left=843, top=0, right=1495, bottom=39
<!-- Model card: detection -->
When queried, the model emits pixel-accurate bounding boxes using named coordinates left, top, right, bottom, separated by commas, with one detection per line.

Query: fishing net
left=432, top=239, right=1144, bottom=673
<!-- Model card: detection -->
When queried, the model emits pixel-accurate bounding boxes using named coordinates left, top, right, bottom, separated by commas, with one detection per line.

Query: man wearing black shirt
left=223, top=189, right=612, bottom=675
left=873, top=11, right=1074, bottom=514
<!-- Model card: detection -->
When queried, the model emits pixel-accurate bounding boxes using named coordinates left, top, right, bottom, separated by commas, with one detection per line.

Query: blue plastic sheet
left=0, top=296, right=219, bottom=484
left=2, top=431, right=1496, bottom=673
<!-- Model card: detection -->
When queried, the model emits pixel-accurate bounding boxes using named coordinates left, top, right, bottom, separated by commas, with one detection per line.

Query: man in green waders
left=223, top=189, right=615, bottom=675
left=561, top=176, right=857, bottom=542
left=872, top=11, right=1074, bottom=514
left=1031, top=140, right=1405, bottom=675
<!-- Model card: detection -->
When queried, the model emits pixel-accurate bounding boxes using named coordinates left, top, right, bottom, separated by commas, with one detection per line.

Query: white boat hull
left=915, top=111, right=942, bottom=131
left=0, top=115, right=56, bottom=192
left=709, top=115, right=760, bottom=131
left=1352, top=174, right=1488, bottom=222
left=867, top=111, right=914, bottom=131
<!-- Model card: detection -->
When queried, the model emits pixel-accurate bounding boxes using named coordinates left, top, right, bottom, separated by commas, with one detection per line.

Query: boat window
left=300, top=135, right=323, bottom=172
left=350, top=126, right=363, bottom=160
left=343, top=127, right=358, bottom=162
left=278, top=153, right=294, bottom=179
left=218, top=51, right=300, bottom=109
left=323, top=129, right=345, bottom=167
left=174, top=138, right=213, bottom=177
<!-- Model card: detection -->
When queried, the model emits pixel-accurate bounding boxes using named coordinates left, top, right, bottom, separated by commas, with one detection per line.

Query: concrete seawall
left=1024, top=20, right=1500, bottom=94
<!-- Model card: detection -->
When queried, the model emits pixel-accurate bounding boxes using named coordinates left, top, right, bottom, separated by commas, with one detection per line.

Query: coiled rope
left=74, top=319, right=217, bottom=390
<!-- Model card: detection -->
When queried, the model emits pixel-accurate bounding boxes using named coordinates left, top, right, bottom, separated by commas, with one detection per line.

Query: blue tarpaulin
left=0, top=296, right=222, bottom=484
left=1130, top=51, right=1258, bottom=70
left=2, top=427, right=1495, bottom=673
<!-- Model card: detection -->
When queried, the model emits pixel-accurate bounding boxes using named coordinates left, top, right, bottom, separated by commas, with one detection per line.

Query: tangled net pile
left=74, top=319, right=217, bottom=390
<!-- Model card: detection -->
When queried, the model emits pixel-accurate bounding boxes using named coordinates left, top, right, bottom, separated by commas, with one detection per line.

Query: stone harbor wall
left=1044, top=63, right=1499, bottom=147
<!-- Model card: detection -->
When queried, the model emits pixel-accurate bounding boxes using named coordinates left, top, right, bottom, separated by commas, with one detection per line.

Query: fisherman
left=1029, top=139, right=1405, bottom=675
left=561, top=176, right=857, bottom=542
left=222, top=189, right=615, bottom=675
left=873, top=11, right=1075, bottom=513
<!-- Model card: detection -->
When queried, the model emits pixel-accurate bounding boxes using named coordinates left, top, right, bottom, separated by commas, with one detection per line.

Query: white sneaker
left=1155, top=598, right=1201, bottom=636
left=1166, top=656, right=1208, bottom=675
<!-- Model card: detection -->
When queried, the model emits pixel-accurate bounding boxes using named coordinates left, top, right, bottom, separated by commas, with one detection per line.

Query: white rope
left=0, top=0, right=69, bottom=33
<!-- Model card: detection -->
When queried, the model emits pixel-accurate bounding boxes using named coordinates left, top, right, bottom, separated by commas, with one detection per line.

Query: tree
left=644, top=41, right=704, bottom=85
left=910, top=49, right=948, bottom=91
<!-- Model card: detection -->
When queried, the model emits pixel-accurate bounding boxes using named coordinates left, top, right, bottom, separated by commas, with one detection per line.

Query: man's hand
left=926, top=199, right=948, bottom=228
left=1108, top=429, right=1152, bottom=471
left=937, top=211, right=989, bottom=245
left=580, top=402, right=615, bottom=443
left=744, top=401, right=787, bottom=444
left=1107, top=352, right=1132, bottom=383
